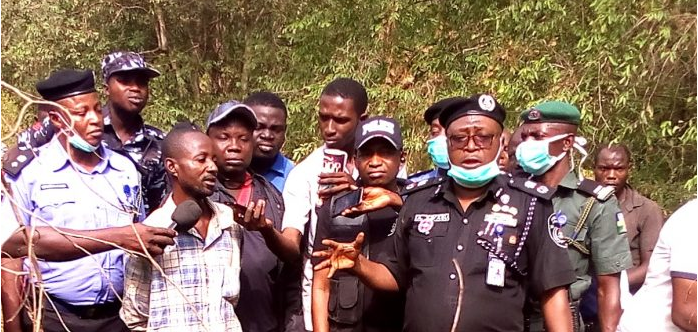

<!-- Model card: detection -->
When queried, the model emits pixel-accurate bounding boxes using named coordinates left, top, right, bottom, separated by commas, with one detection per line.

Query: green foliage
left=2, top=0, right=695, bottom=211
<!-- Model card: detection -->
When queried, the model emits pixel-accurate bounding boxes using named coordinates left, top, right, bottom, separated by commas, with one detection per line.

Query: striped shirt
left=120, top=196, right=243, bottom=332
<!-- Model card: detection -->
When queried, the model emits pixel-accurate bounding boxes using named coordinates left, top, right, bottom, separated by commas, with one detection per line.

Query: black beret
left=35, top=69, right=96, bottom=102
left=438, top=93, right=506, bottom=129
left=423, top=97, right=461, bottom=125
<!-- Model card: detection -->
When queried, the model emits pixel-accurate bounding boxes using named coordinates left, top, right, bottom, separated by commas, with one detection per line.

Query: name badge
left=484, top=212, right=517, bottom=227
left=486, top=256, right=506, bottom=287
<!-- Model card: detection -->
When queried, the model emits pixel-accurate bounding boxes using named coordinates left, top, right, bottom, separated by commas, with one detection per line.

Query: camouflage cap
left=101, top=51, right=160, bottom=82
left=520, top=101, right=581, bottom=125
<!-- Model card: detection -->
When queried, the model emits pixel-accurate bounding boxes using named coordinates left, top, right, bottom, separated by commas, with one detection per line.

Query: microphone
left=169, top=200, right=202, bottom=232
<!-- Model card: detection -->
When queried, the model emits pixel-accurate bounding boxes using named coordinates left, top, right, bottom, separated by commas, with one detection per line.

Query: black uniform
left=312, top=180, right=408, bottom=332
left=380, top=174, right=576, bottom=331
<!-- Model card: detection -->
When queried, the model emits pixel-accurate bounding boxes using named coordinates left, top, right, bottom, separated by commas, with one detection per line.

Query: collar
left=621, top=186, right=644, bottom=210
left=44, top=137, right=126, bottom=173
left=160, top=195, right=233, bottom=238
left=557, top=170, right=580, bottom=189
left=268, top=153, right=289, bottom=175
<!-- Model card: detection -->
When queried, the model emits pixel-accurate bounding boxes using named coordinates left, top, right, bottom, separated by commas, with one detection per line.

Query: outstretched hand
left=342, top=186, right=402, bottom=217
left=312, top=232, right=365, bottom=278
left=237, top=199, right=273, bottom=231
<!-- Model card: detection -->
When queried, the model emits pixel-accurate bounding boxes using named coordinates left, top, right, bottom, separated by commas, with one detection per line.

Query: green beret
left=520, top=101, right=580, bottom=125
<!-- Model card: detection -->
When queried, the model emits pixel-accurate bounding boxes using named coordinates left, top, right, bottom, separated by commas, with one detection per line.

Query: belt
left=46, top=294, right=122, bottom=320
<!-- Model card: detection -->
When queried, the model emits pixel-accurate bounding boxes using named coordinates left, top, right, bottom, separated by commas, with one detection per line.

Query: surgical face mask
left=68, top=134, right=99, bottom=153
left=447, top=138, right=503, bottom=188
left=427, top=136, right=450, bottom=169
left=515, top=133, right=570, bottom=176
left=53, top=111, right=100, bottom=153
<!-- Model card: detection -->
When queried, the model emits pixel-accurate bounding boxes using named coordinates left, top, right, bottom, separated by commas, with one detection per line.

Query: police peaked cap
left=35, top=69, right=97, bottom=101
left=438, top=93, right=506, bottom=129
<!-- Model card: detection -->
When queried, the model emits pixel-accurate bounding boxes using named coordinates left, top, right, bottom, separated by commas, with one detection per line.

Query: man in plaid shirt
left=120, top=125, right=243, bottom=331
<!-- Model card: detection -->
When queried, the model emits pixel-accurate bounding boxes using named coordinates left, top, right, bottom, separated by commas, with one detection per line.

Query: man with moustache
left=313, top=94, right=576, bottom=331
left=120, top=127, right=244, bottom=331
left=2, top=69, right=151, bottom=332
left=244, top=91, right=295, bottom=192
left=204, top=100, right=301, bottom=332
left=312, top=116, right=408, bottom=332
left=5, top=51, right=166, bottom=214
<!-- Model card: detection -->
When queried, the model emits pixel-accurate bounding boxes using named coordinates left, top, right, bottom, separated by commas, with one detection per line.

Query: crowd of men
left=0, top=51, right=695, bottom=332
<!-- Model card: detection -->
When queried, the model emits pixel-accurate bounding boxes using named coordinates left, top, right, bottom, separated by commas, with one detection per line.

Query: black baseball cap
left=354, top=116, right=403, bottom=150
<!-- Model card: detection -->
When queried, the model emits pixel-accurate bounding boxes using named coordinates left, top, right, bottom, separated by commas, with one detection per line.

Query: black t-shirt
left=378, top=174, right=576, bottom=332
left=312, top=185, right=406, bottom=332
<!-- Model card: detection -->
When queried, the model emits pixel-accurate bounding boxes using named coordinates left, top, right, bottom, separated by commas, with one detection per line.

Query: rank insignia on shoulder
left=578, top=179, right=615, bottom=201
left=508, top=176, right=554, bottom=200
left=2, top=146, right=36, bottom=179
left=400, top=176, right=444, bottom=195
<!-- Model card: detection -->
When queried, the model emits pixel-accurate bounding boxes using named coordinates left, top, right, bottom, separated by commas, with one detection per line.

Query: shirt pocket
left=33, top=190, right=77, bottom=227
left=408, top=221, right=449, bottom=268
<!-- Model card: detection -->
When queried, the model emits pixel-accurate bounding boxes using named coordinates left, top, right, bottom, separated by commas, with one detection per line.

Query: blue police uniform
left=4, top=138, right=143, bottom=305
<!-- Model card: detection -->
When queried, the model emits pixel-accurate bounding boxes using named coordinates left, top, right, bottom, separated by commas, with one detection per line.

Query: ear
left=165, top=158, right=178, bottom=179
left=103, top=81, right=110, bottom=97
left=48, top=110, right=66, bottom=131
left=562, top=135, right=574, bottom=152
left=400, top=151, right=407, bottom=164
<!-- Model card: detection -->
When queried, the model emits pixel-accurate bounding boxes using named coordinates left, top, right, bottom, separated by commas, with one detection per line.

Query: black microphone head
left=170, top=200, right=202, bottom=232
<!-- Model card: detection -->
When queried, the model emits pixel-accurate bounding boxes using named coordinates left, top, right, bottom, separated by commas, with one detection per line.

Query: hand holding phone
left=331, top=187, right=363, bottom=217
left=231, top=199, right=273, bottom=231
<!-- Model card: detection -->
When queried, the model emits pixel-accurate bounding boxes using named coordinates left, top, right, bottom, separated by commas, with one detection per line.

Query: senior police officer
left=515, top=102, right=633, bottom=332
left=314, top=94, right=576, bottom=331
left=2, top=69, right=147, bottom=331
left=5, top=51, right=166, bottom=214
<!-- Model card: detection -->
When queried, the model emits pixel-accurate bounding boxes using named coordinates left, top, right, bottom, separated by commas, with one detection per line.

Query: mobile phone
left=331, top=187, right=363, bottom=217
left=230, top=203, right=248, bottom=222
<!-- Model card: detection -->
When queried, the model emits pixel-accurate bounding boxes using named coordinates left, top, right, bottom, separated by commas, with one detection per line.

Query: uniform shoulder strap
left=2, top=146, right=36, bottom=179
left=507, top=175, right=554, bottom=200
left=400, top=176, right=444, bottom=196
left=577, top=179, right=615, bottom=201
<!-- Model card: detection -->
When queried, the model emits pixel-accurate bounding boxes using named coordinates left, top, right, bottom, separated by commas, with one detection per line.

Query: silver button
left=457, top=245, right=464, bottom=251
left=427, top=239, right=433, bottom=243
left=449, top=273, right=456, bottom=280
left=463, top=218, right=468, bottom=224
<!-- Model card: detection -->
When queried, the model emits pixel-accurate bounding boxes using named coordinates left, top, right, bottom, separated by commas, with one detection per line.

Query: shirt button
left=449, top=273, right=456, bottom=280
left=427, top=239, right=433, bottom=243
left=462, top=218, right=468, bottom=224
left=457, top=245, right=463, bottom=251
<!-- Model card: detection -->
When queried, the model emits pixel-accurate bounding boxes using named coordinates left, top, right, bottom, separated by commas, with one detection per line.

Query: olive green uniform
left=525, top=171, right=633, bottom=331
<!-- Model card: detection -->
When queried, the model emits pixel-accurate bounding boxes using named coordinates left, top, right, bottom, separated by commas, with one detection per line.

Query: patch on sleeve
left=547, top=211, right=568, bottom=248
left=616, top=212, right=627, bottom=234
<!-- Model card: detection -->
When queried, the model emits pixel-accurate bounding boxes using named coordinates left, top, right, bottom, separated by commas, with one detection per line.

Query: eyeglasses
left=448, top=134, right=496, bottom=149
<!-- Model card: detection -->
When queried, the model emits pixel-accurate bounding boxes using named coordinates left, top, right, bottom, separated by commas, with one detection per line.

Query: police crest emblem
left=547, top=211, right=568, bottom=248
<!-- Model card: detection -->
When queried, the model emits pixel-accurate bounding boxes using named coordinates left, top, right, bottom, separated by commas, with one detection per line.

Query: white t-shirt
left=281, top=146, right=358, bottom=330
left=618, top=199, right=697, bottom=332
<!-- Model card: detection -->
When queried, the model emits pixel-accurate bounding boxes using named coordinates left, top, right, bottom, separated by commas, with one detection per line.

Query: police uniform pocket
left=35, top=193, right=77, bottom=227
left=409, top=222, right=449, bottom=268
left=328, top=276, right=362, bottom=325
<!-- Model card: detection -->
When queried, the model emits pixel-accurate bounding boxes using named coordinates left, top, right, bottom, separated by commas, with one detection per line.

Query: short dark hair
left=594, top=143, right=632, bottom=165
left=162, top=124, right=202, bottom=160
left=321, top=77, right=368, bottom=115
left=243, top=91, right=288, bottom=117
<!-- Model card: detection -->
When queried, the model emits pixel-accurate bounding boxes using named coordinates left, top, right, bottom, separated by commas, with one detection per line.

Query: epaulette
left=407, top=169, right=433, bottom=179
left=2, top=145, right=36, bottom=179
left=400, top=176, right=445, bottom=196
left=507, top=174, right=555, bottom=200
left=577, top=178, right=615, bottom=201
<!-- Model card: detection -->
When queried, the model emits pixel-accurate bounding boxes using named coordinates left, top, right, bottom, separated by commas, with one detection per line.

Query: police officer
left=312, top=116, right=408, bottom=332
left=1, top=69, right=163, bottom=332
left=515, top=101, right=633, bottom=332
left=407, top=97, right=459, bottom=182
left=314, top=94, right=576, bottom=331
left=5, top=51, right=166, bottom=214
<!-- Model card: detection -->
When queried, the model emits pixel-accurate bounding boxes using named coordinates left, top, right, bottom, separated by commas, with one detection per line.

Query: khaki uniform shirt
left=552, top=171, right=633, bottom=299
left=620, top=187, right=664, bottom=267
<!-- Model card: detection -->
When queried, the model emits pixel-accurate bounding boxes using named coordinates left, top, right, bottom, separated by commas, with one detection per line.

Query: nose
left=607, top=169, right=618, bottom=180
left=368, top=154, right=382, bottom=167
left=325, top=120, right=337, bottom=136
left=207, top=158, right=218, bottom=173
left=259, top=128, right=273, bottom=140
left=227, top=139, right=243, bottom=153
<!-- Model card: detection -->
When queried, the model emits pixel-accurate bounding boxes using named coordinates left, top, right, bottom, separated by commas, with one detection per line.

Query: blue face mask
left=515, top=134, right=570, bottom=176
left=68, top=134, right=99, bottom=153
left=427, top=136, right=450, bottom=169
left=447, top=138, right=503, bottom=188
